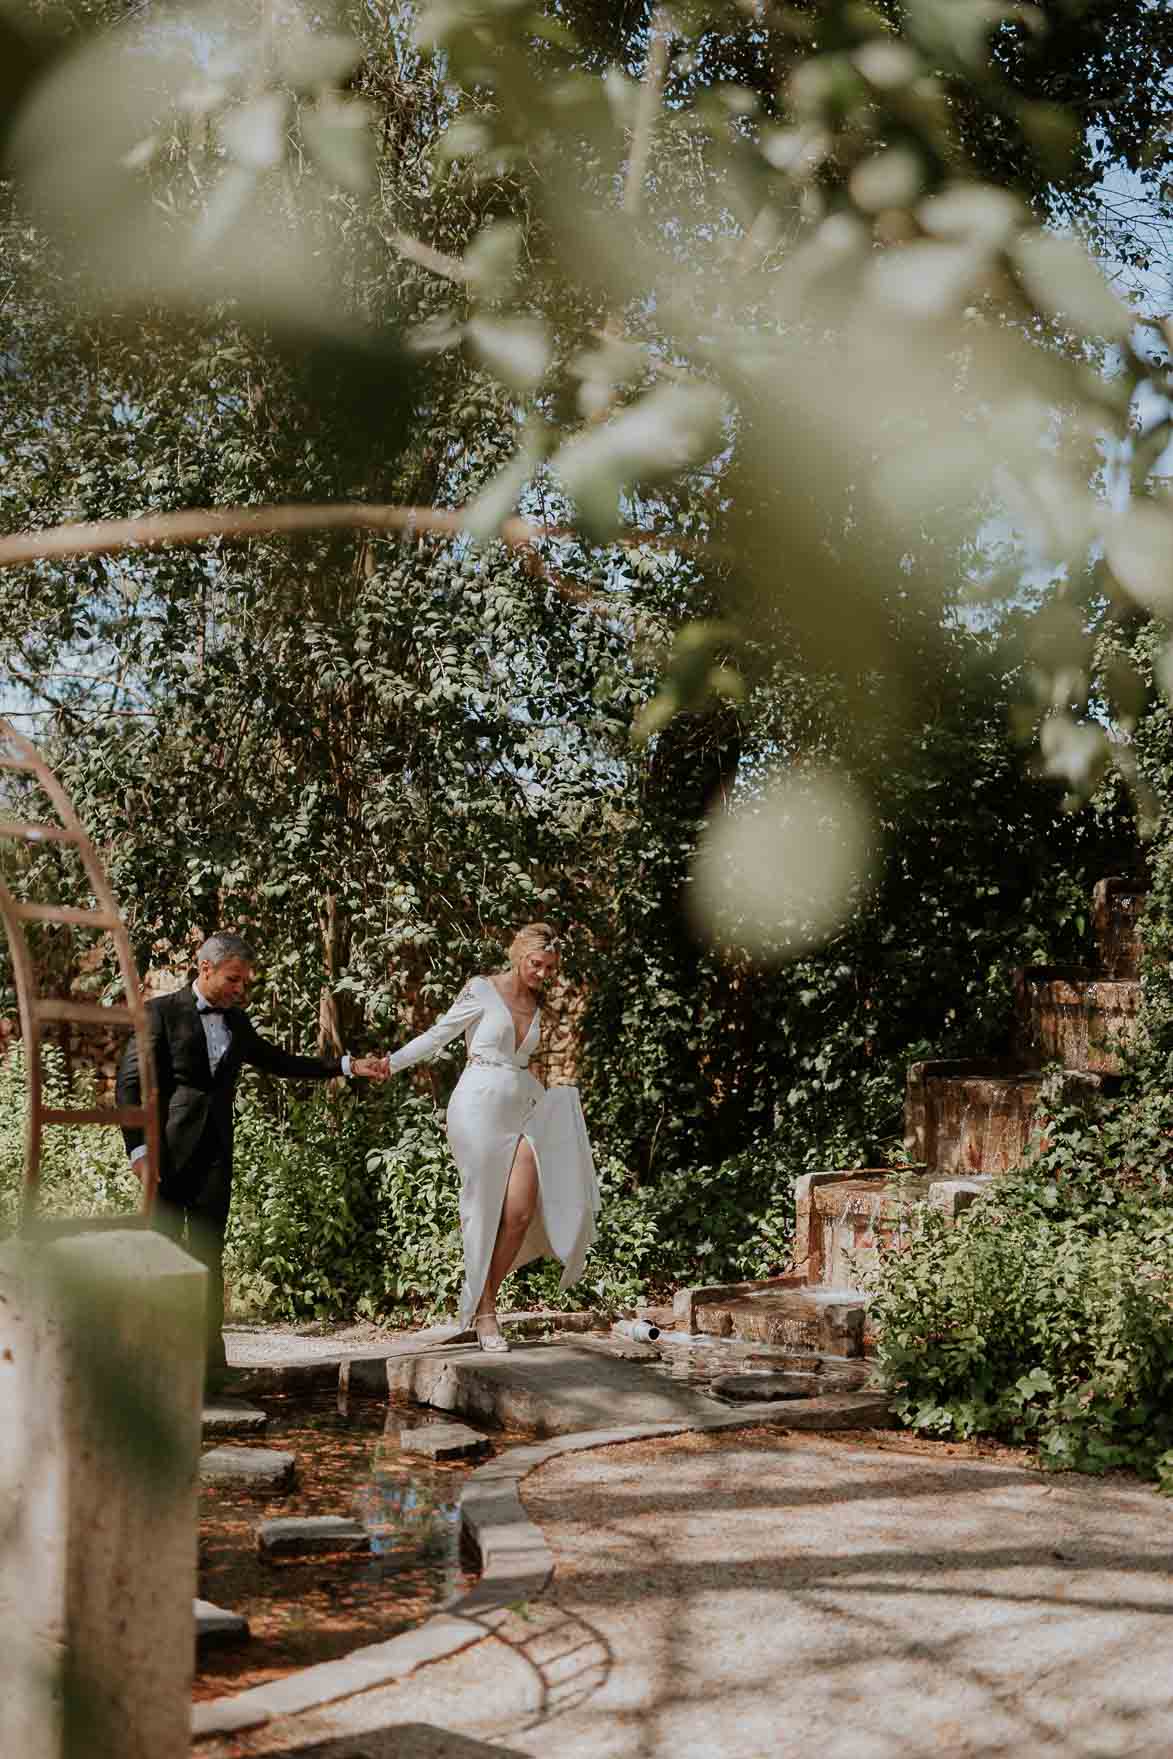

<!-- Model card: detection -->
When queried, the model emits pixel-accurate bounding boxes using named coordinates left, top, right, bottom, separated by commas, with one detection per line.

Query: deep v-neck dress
left=386, top=975, right=600, bottom=1325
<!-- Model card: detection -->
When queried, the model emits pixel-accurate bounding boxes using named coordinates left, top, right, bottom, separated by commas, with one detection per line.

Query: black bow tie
left=197, top=1002, right=227, bottom=1016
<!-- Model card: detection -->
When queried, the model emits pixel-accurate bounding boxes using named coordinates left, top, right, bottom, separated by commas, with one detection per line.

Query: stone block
left=927, top=1177, right=994, bottom=1221
left=1092, top=876, right=1146, bottom=978
left=202, top=1396, right=268, bottom=1437
left=256, top=1516, right=370, bottom=1558
left=769, top=1390, right=895, bottom=1429
left=0, top=1228, right=205, bottom=1759
left=234, top=1359, right=343, bottom=1394
left=711, top=1372, right=819, bottom=1401
left=793, top=1170, right=872, bottom=1281
left=200, top=1446, right=296, bottom=1492
left=693, top=1290, right=865, bottom=1357
left=397, top=1422, right=491, bottom=1460
left=814, top=1294, right=864, bottom=1356
left=673, top=1273, right=807, bottom=1336
left=195, top=1598, right=250, bottom=1651
left=386, top=1343, right=725, bottom=1436
left=905, top=1060, right=1105, bottom=1177
left=338, top=1356, right=392, bottom=1395
left=802, top=1173, right=933, bottom=1288
left=1012, top=966, right=1140, bottom=1075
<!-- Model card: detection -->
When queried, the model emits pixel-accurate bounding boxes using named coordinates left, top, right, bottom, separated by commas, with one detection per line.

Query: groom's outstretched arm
left=233, top=1018, right=384, bottom=1081
left=234, top=1013, right=345, bottom=1081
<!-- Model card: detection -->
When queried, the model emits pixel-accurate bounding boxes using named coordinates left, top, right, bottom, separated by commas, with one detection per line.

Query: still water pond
left=195, top=1386, right=530, bottom=1702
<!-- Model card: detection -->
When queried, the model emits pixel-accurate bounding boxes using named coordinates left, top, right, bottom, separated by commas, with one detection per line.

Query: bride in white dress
left=380, top=924, right=599, bottom=1351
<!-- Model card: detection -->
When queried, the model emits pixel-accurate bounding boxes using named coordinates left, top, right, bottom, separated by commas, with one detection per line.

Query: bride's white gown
left=387, top=977, right=600, bottom=1326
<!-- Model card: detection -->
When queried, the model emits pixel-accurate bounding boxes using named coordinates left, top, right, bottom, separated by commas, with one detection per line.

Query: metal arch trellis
left=0, top=717, right=159, bottom=1225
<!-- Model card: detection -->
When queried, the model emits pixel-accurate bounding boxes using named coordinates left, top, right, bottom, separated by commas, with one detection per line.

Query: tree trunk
left=317, top=892, right=361, bottom=1057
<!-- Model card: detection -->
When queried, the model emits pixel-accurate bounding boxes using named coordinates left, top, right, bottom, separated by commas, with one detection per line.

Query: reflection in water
left=352, top=1418, right=467, bottom=1600
left=195, top=1390, right=479, bottom=1699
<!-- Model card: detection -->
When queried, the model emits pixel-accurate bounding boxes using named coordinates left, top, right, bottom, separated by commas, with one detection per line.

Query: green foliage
left=580, top=658, right=1134, bottom=1184
left=0, top=1043, right=138, bottom=1230
left=226, top=1086, right=405, bottom=1320
left=870, top=1088, right=1173, bottom=1484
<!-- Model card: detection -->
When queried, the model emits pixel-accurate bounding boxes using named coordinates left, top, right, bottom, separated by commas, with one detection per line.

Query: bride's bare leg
left=475, top=1138, right=539, bottom=1334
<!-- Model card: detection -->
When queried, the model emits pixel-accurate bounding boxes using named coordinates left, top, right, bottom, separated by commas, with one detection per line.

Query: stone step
left=1013, top=966, right=1140, bottom=1075
left=794, top=1170, right=997, bottom=1288
left=202, top=1396, right=268, bottom=1438
left=904, top=1059, right=1105, bottom=1177
left=711, top=1369, right=882, bottom=1405
left=194, top=1598, right=250, bottom=1652
left=397, top=1422, right=491, bottom=1460
left=673, top=1273, right=808, bottom=1333
left=793, top=1171, right=933, bottom=1288
left=386, top=1340, right=733, bottom=1436
left=257, top=1516, right=370, bottom=1558
left=200, top=1446, right=296, bottom=1493
left=1092, top=876, right=1146, bottom=978
left=692, top=1287, right=866, bottom=1356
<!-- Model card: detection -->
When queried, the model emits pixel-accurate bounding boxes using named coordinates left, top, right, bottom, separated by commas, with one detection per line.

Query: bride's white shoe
left=474, top=1313, right=510, bottom=1353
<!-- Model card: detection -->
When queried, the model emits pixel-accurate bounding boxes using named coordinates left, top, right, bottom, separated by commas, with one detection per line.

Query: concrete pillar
left=0, top=1227, right=205, bottom=1759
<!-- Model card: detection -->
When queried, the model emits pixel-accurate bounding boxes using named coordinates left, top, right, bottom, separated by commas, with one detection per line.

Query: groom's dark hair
left=197, top=931, right=257, bottom=967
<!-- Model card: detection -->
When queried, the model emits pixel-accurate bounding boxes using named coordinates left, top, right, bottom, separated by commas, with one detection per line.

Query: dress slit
left=468, top=1129, right=551, bottom=1319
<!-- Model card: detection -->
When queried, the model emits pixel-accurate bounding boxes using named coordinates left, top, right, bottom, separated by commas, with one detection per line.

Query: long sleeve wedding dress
left=387, top=977, right=600, bottom=1326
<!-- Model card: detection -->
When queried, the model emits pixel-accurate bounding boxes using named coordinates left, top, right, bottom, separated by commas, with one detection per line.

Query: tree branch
left=0, top=501, right=697, bottom=571
left=624, top=9, right=672, bottom=219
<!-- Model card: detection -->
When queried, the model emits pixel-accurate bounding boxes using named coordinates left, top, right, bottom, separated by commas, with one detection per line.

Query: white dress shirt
left=196, top=982, right=233, bottom=1072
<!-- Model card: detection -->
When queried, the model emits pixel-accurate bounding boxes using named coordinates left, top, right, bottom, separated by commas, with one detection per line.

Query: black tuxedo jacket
left=116, top=985, right=342, bottom=1200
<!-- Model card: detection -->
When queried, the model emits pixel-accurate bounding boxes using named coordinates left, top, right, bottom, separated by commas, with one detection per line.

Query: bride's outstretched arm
left=384, top=981, right=484, bottom=1075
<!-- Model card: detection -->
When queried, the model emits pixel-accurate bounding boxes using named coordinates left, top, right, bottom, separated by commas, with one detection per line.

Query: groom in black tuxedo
left=117, top=931, right=383, bottom=1391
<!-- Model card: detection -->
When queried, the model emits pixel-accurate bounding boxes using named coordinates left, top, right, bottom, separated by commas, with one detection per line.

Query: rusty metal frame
left=0, top=717, right=159, bottom=1224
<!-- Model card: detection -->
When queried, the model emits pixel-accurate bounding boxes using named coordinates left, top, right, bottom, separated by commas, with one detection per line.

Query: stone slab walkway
left=223, top=1312, right=601, bottom=1377
left=386, top=1341, right=730, bottom=1434
left=193, top=1427, right=1173, bottom=1759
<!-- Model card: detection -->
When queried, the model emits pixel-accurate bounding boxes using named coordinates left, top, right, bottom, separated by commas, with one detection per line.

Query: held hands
left=351, top=1054, right=390, bottom=1081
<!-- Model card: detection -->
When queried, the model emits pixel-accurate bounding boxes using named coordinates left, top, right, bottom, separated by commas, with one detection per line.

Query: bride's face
left=520, top=949, right=558, bottom=991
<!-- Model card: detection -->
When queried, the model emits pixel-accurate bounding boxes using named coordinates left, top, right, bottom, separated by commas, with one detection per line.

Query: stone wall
left=1092, top=876, right=1146, bottom=979
left=1013, top=966, right=1140, bottom=1075
left=0, top=965, right=188, bottom=1093
left=904, top=1060, right=1106, bottom=1177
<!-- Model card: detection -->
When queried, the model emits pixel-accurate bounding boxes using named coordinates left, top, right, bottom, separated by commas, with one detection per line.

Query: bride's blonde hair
left=507, top=922, right=560, bottom=973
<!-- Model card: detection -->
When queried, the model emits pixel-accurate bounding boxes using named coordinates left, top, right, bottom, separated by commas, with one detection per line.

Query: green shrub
left=870, top=1088, right=1173, bottom=1484
left=227, top=1084, right=409, bottom=1320
left=0, top=1044, right=139, bottom=1232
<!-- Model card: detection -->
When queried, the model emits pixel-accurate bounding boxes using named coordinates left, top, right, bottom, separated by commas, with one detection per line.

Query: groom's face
left=200, top=956, right=254, bottom=1008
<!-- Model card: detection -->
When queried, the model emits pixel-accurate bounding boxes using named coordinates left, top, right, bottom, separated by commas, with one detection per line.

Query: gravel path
left=195, top=1425, right=1173, bottom=1759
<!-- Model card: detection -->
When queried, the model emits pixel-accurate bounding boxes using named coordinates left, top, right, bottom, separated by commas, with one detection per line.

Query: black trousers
left=154, top=1143, right=232, bottom=1389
